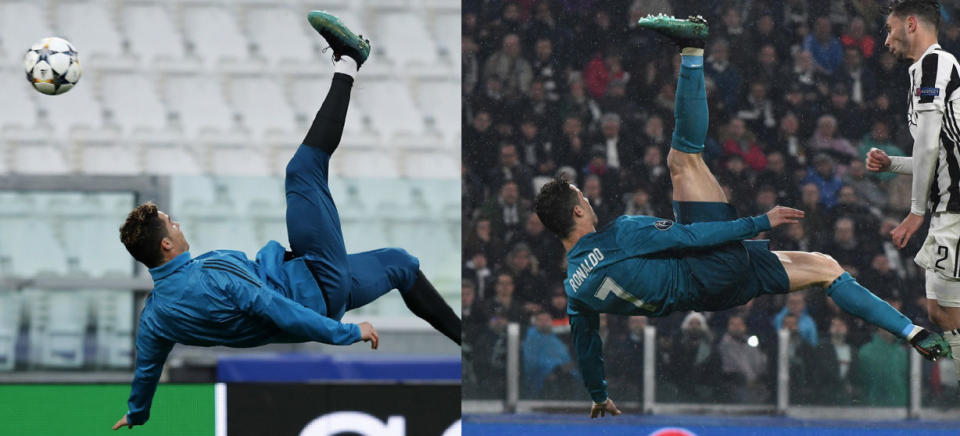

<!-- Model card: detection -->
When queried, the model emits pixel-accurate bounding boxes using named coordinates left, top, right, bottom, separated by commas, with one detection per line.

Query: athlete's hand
left=766, top=206, right=805, bottom=228
left=866, top=148, right=892, bottom=172
left=358, top=322, right=379, bottom=349
left=891, top=213, right=924, bottom=249
left=111, top=414, right=132, bottom=430
left=589, top=398, right=621, bottom=418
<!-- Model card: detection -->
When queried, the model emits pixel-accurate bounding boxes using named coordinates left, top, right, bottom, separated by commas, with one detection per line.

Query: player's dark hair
left=888, top=0, right=941, bottom=30
left=535, top=175, right=580, bottom=239
left=119, top=202, right=169, bottom=268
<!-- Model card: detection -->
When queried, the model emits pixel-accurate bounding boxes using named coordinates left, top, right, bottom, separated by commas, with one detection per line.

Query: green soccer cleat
left=909, top=328, right=952, bottom=361
left=637, top=14, right=708, bottom=49
left=307, top=10, right=371, bottom=67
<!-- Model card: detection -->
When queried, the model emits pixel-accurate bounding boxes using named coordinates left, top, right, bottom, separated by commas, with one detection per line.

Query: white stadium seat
left=9, top=141, right=70, bottom=175
left=101, top=73, right=170, bottom=132
left=354, top=78, right=426, bottom=137
left=121, top=4, right=187, bottom=63
left=182, top=6, right=252, bottom=66
left=373, top=11, right=440, bottom=67
left=58, top=1, right=125, bottom=60
left=0, top=291, right=21, bottom=371
left=229, top=75, right=298, bottom=138
left=246, top=6, right=318, bottom=66
left=33, top=76, right=105, bottom=137
left=0, top=2, right=53, bottom=59
left=164, top=74, right=236, bottom=137
left=415, top=78, right=461, bottom=139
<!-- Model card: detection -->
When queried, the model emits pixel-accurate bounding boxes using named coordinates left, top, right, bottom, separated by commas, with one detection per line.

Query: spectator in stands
left=704, top=38, right=741, bottom=112
left=831, top=185, right=879, bottom=238
left=756, top=151, right=801, bottom=207
left=505, top=242, right=546, bottom=312
left=488, top=143, right=534, bottom=198
left=802, top=154, right=844, bottom=209
left=806, top=316, right=858, bottom=405
left=717, top=315, right=768, bottom=403
left=462, top=279, right=483, bottom=393
left=517, top=213, right=562, bottom=276
left=606, top=315, right=648, bottom=400
left=858, top=254, right=903, bottom=303
left=808, top=116, right=857, bottom=166
left=624, top=186, right=658, bottom=217
left=582, top=174, right=619, bottom=228
left=594, top=112, right=635, bottom=171
left=782, top=313, right=818, bottom=403
left=803, top=16, right=844, bottom=74
left=582, top=148, right=622, bottom=206
left=521, top=82, right=558, bottom=128
left=640, top=115, right=669, bottom=150
left=819, top=83, right=865, bottom=141
left=716, top=7, right=750, bottom=66
left=517, top=118, right=552, bottom=173
left=775, top=111, right=809, bottom=168
left=799, top=182, right=831, bottom=247
left=857, top=329, right=908, bottom=407
left=822, top=217, right=868, bottom=275
left=858, top=120, right=906, bottom=182
left=559, top=77, right=601, bottom=130
left=557, top=115, right=589, bottom=171
left=464, top=110, right=498, bottom=173
left=840, top=17, right=876, bottom=59
left=484, top=33, right=533, bottom=98
left=668, top=312, right=716, bottom=401
left=774, top=293, right=818, bottom=346
left=787, top=51, right=824, bottom=105
left=771, top=222, right=812, bottom=252
left=633, top=145, right=671, bottom=208
left=749, top=13, right=790, bottom=72
left=843, top=160, right=888, bottom=210
left=601, top=79, right=644, bottom=128
left=779, top=84, right=816, bottom=140
left=546, top=285, right=568, bottom=322
left=463, top=251, right=493, bottom=301
left=736, top=82, right=777, bottom=143
left=463, top=35, right=480, bottom=99
left=721, top=118, right=767, bottom=172
left=584, top=51, right=628, bottom=100
left=833, top=47, right=875, bottom=108
left=531, top=38, right=565, bottom=102
left=486, top=272, right=525, bottom=326
left=522, top=311, right=577, bottom=398
left=481, top=181, right=529, bottom=243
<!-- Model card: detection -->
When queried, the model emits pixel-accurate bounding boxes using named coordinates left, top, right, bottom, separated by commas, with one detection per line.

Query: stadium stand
left=461, top=0, right=960, bottom=409
left=0, top=0, right=460, bottom=372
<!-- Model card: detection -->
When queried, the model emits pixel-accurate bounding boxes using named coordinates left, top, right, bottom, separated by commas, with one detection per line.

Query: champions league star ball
left=23, top=37, right=82, bottom=95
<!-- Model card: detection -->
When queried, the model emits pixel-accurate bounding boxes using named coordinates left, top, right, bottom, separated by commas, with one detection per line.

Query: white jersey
left=907, top=44, right=960, bottom=213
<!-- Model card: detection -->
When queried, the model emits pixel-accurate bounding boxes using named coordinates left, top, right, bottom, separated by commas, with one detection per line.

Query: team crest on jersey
left=915, top=87, right=940, bottom=97
left=654, top=220, right=674, bottom=230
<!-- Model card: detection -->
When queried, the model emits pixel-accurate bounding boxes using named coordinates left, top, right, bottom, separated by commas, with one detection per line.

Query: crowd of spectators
left=461, top=0, right=960, bottom=405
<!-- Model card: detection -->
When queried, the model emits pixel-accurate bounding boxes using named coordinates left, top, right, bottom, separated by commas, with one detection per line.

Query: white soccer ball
left=23, top=37, right=82, bottom=95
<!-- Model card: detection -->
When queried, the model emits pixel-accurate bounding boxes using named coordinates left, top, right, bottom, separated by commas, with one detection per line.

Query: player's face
left=884, top=14, right=910, bottom=61
left=159, top=211, right=190, bottom=254
left=569, top=184, right=598, bottom=227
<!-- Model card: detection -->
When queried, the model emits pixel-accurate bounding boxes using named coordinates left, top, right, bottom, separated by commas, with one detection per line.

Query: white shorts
left=916, top=213, right=960, bottom=306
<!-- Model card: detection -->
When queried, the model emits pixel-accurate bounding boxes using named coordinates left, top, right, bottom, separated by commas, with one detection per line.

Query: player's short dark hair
left=535, top=175, right=580, bottom=239
left=119, top=202, right=168, bottom=268
left=888, top=0, right=941, bottom=30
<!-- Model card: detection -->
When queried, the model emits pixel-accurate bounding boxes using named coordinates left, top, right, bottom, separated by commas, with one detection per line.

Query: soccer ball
left=23, top=37, right=82, bottom=95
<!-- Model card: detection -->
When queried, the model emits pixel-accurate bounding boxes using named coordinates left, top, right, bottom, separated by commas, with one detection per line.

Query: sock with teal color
left=671, top=51, right=708, bottom=153
left=826, top=272, right=913, bottom=338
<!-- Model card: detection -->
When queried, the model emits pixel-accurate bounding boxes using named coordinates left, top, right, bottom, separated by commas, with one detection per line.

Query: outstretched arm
left=618, top=206, right=801, bottom=255
left=113, top=333, right=174, bottom=429
left=570, top=312, right=612, bottom=409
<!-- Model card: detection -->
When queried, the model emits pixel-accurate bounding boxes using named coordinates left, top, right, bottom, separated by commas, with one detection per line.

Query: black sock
left=302, top=72, right=354, bottom=155
left=402, top=271, right=462, bottom=346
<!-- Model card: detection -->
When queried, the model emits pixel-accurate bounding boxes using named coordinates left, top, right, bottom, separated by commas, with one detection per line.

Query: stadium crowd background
left=461, top=0, right=960, bottom=407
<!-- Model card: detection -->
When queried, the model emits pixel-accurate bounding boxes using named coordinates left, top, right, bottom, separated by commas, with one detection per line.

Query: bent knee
left=376, top=248, right=420, bottom=291
left=810, top=252, right=845, bottom=279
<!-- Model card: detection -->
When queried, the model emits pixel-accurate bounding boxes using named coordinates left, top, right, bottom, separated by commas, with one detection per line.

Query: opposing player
left=534, top=15, right=950, bottom=418
left=867, top=0, right=960, bottom=383
left=111, top=12, right=461, bottom=430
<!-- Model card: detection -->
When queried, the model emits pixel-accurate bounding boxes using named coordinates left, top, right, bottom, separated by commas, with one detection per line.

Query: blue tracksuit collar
left=149, top=252, right=192, bottom=281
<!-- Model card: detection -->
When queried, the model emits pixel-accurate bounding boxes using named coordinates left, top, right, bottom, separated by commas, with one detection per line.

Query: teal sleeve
left=126, top=333, right=174, bottom=425
left=620, top=215, right=769, bottom=255
left=570, top=312, right=608, bottom=404
left=211, top=270, right=362, bottom=345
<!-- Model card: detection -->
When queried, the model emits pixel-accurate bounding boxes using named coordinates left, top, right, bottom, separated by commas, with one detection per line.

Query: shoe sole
left=308, top=12, right=369, bottom=62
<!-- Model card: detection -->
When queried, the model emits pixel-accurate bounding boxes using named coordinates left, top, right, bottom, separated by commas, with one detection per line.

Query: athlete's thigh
left=774, top=251, right=843, bottom=291
left=285, top=145, right=346, bottom=260
left=344, top=251, right=397, bottom=312
left=926, top=272, right=960, bottom=330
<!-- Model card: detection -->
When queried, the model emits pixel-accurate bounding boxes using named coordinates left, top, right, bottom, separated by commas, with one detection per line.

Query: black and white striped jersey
left=908, top=43, right=960, bottom=213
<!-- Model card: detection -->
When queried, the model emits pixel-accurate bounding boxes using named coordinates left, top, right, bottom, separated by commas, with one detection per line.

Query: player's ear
left=160, top=236, right=174, bottom=252
left=572, top=204, right=584, bottom=218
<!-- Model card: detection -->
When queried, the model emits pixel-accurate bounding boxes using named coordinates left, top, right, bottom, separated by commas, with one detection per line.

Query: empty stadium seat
left=79, top=142, right=140, bottom=175
left=164, top=74, right=237, bottom=137
left=0, top=72, right=40, bottom=131
left=334, top=148, right=400, bottom=179
left=228, top=75, right=298, bottom=138
left=58, top=1, right=125, bottom=60
left=93, top=290, right=134, bottom=368
left=101, top=73, right=170, bottom=133
left=246, top=6, right=318, bottom=66
left=9, top=141, right=71, bottom=175
left=59, top=214, right=135, bottom=277
left=121, top=4, right=187, bottom=64
left=141, top=141, right=204, bottom=175
left=33, top=77, right=106, bottom=138
left=208, top=144, right=271, bottom=177
left=0, top=1, right=53, bottom=59
left=0, top=216, right=69, bottom=276
left=353, top=78, right=425, bottom=137
left=402, top=149, right=459, bottom=179
left=181, top=5, right=252, bottom=66
left=414, top=78, right=461, bottom=140
left=432, top=11, right=461, bottom=61
left=373, top=11, right=441, bottom=67
left=24, top=289, right=87, bottom=368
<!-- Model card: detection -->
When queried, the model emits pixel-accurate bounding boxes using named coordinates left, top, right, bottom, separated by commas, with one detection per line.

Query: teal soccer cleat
left=307, top=11, right=371, bottom=67
left=637, top=14, right=709, bottom=49
left=909, top=328, right=952, bottom=361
